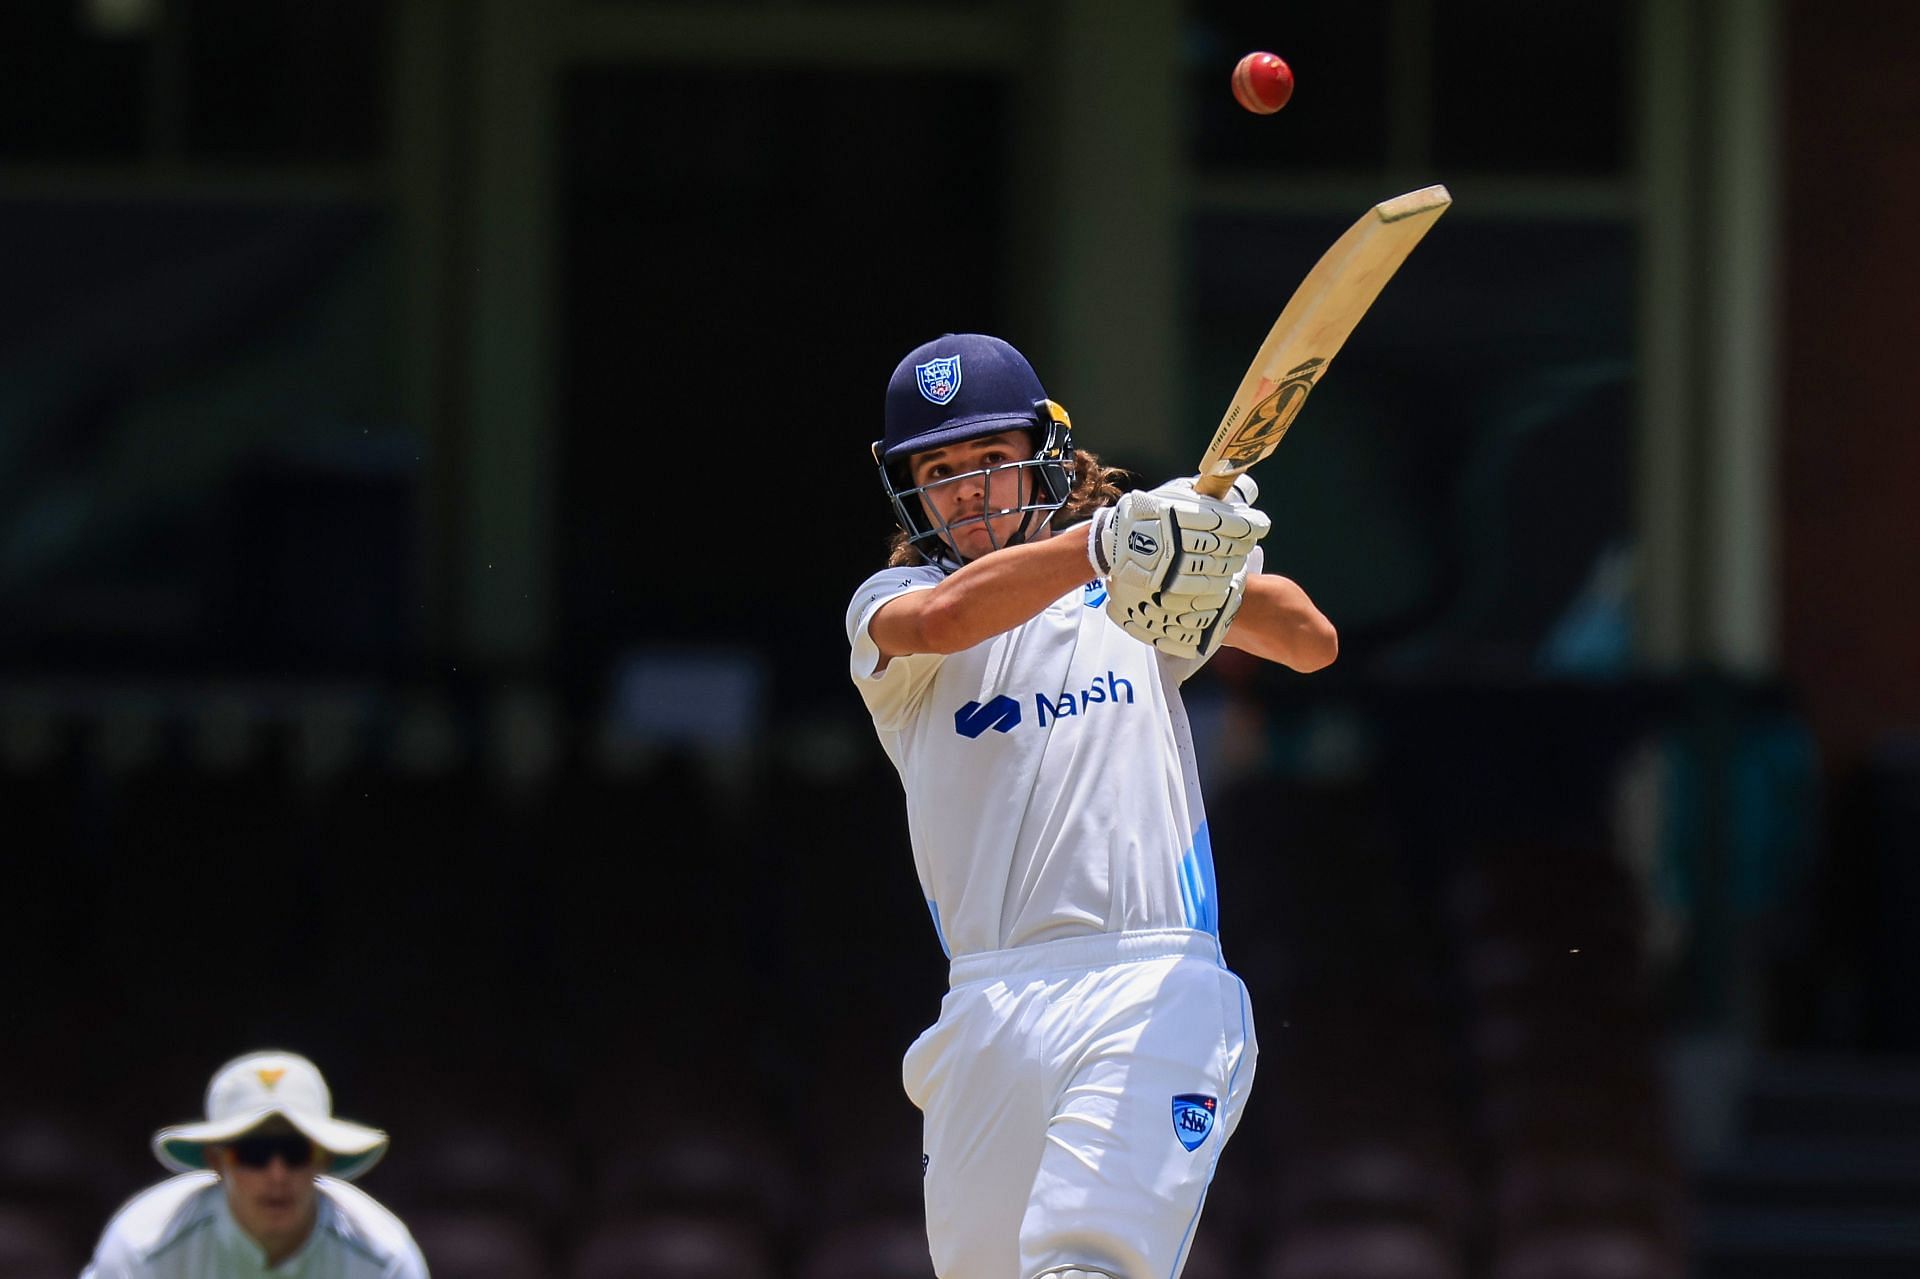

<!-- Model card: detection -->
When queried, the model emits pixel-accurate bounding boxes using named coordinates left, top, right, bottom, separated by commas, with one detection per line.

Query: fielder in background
left=83, top=1050, right=428, bottom=1278
left=847, top=333, right=1338, bottom=1279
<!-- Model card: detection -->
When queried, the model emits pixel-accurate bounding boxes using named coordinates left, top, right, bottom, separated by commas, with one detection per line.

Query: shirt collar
left=212, top=1183, right=332, bottom=1272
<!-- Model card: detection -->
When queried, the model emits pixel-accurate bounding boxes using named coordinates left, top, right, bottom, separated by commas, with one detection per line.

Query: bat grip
left=1193, top=473, right=1236, bottom=500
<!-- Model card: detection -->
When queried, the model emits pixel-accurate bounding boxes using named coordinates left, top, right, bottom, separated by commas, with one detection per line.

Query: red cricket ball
left=1231, top=51, right=1294, bottom=115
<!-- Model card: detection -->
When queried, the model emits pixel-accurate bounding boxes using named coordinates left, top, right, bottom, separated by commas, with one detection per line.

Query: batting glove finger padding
left=1088, top=490, right=1269, bottom=593
left=1148, top=472, right=1261, bottom=509
left=1086, top=479, right=1269, bottom=662
left=1147, top=477, right=1271, bottom=560
left=1107, top=566, right=1250, bottom=659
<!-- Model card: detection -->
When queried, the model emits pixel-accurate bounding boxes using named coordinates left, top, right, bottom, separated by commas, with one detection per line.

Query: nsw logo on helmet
left=916, top=355, right=963, bottom=406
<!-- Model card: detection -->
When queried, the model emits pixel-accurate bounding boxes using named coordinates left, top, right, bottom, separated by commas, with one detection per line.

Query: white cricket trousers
left=902, top=928, right=1258, bottom=1279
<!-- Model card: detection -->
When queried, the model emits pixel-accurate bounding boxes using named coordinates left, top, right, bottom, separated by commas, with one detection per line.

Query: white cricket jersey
left=83, top=1173, right=428, bottom=1279
left=846, top=552, right=1258, bottom=958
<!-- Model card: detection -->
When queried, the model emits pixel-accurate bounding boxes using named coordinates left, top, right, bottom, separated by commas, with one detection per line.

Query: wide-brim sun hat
left=151, top=1050, right=389, bottom=1182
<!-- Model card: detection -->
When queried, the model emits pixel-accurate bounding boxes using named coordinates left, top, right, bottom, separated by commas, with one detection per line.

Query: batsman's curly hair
left=885, top=448, right=1129, bottom=568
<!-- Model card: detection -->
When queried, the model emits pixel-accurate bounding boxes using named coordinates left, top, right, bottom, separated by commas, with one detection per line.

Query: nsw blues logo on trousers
left=1171, top=1093, right=1217, bottom=1151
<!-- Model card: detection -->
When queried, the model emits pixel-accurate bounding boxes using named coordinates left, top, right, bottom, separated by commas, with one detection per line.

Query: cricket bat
left=1194, top=184, right=1451, bottom=499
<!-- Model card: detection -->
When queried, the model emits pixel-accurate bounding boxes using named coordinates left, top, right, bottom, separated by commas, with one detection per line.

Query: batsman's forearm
left=1225, top=574, right=1338, bottom=671
left=912, top=527, right=1096, bottom=653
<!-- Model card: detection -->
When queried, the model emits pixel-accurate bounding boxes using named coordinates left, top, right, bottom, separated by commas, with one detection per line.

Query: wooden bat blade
left=1194, top=184, right=1450, bottom=498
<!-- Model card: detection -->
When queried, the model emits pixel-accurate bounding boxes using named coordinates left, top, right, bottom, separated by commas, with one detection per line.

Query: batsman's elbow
left=912, top=592, right=977, bottom=655
left=1290, top=617, right=1339, bottom=673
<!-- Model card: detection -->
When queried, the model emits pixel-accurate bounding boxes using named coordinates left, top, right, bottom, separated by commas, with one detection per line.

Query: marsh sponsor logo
left=953, top=694, right=1021, bottom=738
left=1034, top=670, right=1135, bottom=727
left=953, top=671, right=1135, bottom=738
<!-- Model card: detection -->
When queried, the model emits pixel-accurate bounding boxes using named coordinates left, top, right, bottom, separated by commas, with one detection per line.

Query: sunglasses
left=227, top=1134, right=316, bottom=1169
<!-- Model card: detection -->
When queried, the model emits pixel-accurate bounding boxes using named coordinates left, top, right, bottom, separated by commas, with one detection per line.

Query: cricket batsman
left=846, top=333, right=1338, bottom=1277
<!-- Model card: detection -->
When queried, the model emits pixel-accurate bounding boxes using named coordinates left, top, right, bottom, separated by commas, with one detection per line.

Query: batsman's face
left=910, top=430, right=1035, bottom=561
left=213, top=1132, right=322, bottom=1262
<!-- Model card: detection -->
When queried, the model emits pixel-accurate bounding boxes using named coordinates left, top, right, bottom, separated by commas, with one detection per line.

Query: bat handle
left=1193, top=473, right=1237, bottom=500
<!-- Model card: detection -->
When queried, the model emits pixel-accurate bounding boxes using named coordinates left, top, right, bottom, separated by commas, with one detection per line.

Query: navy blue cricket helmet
left=872, top=333, right=1075, bottom=563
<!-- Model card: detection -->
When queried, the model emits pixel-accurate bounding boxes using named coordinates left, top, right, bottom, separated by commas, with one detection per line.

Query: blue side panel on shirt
left=1177, top=821, right=1220, bottom=936
left=927, top=899, right=952, bottom=957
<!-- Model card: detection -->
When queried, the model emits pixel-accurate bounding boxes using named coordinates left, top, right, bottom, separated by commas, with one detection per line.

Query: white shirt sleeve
left=386, top=1240, right=430, bottom=1279
left=79, top=1253, right=128, bottom=1279
left=846, top=564, right=948, bottom=731
left=81, top=1177, right=212, bottom=1279
left=83, top=1219, right=153, bottom=1278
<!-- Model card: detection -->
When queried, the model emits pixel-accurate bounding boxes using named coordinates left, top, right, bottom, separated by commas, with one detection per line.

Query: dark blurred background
left=2, top=1, right=1917, bottom=1277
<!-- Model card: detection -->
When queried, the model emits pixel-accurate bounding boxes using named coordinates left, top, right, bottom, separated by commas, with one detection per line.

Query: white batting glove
left=1086, top=483, right=1269, bottom=600
left=1085, top=474, right=1267, bottom=659
left=1149, top=473, right=1261, bottom=510
left=1134, top=474, right=1268, bottom=585
left=1107, top=560, right=1252, bottom=660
